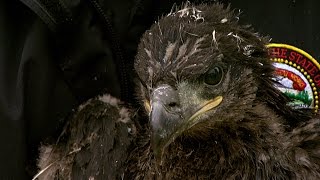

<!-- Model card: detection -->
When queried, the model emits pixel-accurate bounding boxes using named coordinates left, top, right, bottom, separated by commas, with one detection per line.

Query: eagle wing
left=35, top=94, right=136, bottom=180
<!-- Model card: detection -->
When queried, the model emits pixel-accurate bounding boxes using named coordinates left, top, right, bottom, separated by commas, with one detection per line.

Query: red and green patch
left=267, top=43, right=320, bottom=112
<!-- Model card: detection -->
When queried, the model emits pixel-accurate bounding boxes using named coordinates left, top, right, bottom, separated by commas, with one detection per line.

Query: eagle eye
left=204, top=66, right=223, bottom=86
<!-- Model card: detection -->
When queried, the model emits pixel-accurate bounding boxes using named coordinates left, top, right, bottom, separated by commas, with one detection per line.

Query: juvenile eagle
left=36, top=3, right=320, bottom=179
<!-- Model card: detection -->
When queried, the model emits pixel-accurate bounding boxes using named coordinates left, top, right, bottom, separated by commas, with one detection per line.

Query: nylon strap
left=19, top=0, right=72, bottom=31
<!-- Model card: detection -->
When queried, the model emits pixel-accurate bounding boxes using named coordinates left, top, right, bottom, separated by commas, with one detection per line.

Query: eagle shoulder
left=36, top=94, right=136, bottom=180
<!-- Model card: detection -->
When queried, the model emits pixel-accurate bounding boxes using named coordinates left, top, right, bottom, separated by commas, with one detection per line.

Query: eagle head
left=135, top=3, right=285, bottom=163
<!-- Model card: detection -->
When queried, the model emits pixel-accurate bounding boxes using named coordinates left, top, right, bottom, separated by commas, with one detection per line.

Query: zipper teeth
left=89, top=0, right=130, bottom=102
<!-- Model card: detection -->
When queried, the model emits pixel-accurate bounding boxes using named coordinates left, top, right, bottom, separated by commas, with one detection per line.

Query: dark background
left=0, top=0, right=319, bottom=179
left=231, top=0, right=320, bottom=60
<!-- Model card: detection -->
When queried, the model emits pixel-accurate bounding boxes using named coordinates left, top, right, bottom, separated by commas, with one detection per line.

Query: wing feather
left=36, top=94, right=136, bottom=180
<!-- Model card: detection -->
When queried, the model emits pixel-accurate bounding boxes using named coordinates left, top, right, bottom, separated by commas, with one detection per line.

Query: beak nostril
left=152, top=84, right=180, bottom=110
left=168, top=102, right=178, bottom=107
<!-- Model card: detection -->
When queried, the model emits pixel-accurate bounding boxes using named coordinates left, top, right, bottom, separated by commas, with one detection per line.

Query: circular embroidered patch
left=267, top=43, right=320, bottom=112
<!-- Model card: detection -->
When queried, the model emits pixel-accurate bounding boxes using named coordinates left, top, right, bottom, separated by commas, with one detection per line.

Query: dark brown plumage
left=35, top=95, right=136, bottom=179
left=35, top=3, right=320, bottom=180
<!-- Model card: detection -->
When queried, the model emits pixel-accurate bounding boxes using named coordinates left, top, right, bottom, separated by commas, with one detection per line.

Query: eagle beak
left=150, top=85, right=223, bottom=163
left=149, top=85, right=182, bottom=163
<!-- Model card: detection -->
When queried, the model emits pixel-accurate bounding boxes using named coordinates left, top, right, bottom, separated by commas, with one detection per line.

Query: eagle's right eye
left=204, top=66, right=224, bottom=86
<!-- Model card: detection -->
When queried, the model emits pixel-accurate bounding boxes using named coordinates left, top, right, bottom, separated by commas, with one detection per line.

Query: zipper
left=88, top=0, right=132, bottom=103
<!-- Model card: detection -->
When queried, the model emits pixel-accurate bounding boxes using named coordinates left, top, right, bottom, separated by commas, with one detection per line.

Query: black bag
left=0, top=0, right=162, bottom=178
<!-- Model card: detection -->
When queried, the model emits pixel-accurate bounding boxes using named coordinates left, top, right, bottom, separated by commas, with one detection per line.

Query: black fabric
left=0, top=1, right=77, bottom=178
left=0, top=1, right=35, bottom=178
left=0, top=0, right=319, bottom=179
